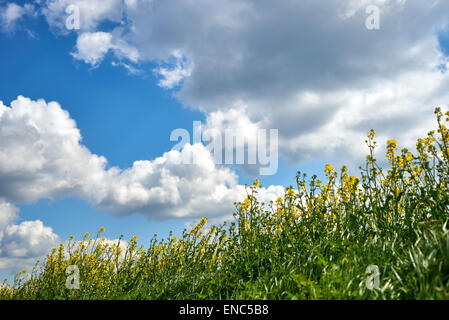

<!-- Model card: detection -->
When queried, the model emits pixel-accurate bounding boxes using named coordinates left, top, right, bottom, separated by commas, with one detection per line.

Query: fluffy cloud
left=0, top=220, right=59, bottom=260
left=42, top=0, right=123, bottom=31
left=153, top=50, right=193, bottom=89
left=72, top=31, right=139, bottom=66
left=0, top=96, right=107, bottom=203
left=0, top=2, right=35, bottom=32
left=0, top=201, right=59, bottom=270
left=36, top=0, right=449, bottom=167
left=202, top=108, right=279, bottom=175
left=0, top=96, right=284, bottom=220
left=0, top=201, right=17, bottom=244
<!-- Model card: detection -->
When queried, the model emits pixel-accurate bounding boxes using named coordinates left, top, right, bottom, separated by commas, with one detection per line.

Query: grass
left=1, top=108, right=449, bottom=300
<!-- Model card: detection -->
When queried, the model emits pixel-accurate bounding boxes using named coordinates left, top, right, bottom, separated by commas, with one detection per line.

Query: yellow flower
left=243, top=218, right=249, bottom=231
left=386, top=139, right=398, bottom=164
left=324, top=164, right=334, bottom=174
left=405, top=152, right=413, bottom=162
left=253, top=179, right=260, bottom=187
left=242, top=198, right=251, bottom=209
left=84, top=232, right=90, bottom=239
left=99, top=227, right=105, bottom=234
left=387, top=139, right=398, bottom=150
left=368, top=129, right=376, bottom=140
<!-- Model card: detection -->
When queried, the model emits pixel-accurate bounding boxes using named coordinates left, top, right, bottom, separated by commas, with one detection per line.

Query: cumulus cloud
left=0, top=220, right=59, bottom=260
left=0, top=201, right=59, bottom=270
left=153, top=50, right=193, bottom=89
left=0, top=201, right=17, bottom=244
left=202, top=108, right=280, bottom=175
left=0, top=96, right=107, bottom=203
left=0, top=96, right=284, bottom=220
left=72, top=31, right=139, bottom=66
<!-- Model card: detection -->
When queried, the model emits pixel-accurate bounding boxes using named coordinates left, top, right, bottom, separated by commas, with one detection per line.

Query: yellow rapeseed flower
left=243, top=198, right=251, bottom=209
left=324, top=164, right=334, bottom=174
left=387, top=139, right=398, bottom=150
left=286, top=188, right=295, bottom=198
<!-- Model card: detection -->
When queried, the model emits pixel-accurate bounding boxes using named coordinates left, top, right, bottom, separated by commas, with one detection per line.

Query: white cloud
left=154, top=51, right=193, bottom=89
left=0, top=2, right=35, bottom=32
left=43, top=0, right=123, bottom=31
left=0, top=201, right=17, bottom=244
left=0, top=96, right=107, bottom=203
left=72, top=31, right=113, bottom=65
left=111, top=61, right=142, bottom=75
left=0, top=201, right=59, bottom=271
left=72, top=31, right=139, bottom=66
left=0, top=96, right=284, bottom=220
left=1, top=220, right=59, bottom=259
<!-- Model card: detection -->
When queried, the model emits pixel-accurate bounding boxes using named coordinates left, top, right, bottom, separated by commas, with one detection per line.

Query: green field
left=1, top=108, right=449, bottom=300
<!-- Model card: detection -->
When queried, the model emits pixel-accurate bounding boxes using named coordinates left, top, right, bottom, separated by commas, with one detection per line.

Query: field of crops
left=1, top=108, right=449, bottom=300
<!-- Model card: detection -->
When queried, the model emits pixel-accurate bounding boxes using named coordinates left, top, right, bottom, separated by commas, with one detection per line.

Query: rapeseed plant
left=1, top=108, right=449, bottom=299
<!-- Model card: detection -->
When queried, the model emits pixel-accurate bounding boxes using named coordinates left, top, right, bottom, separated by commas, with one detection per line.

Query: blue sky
left=1, top=0, right=449, bottom=282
